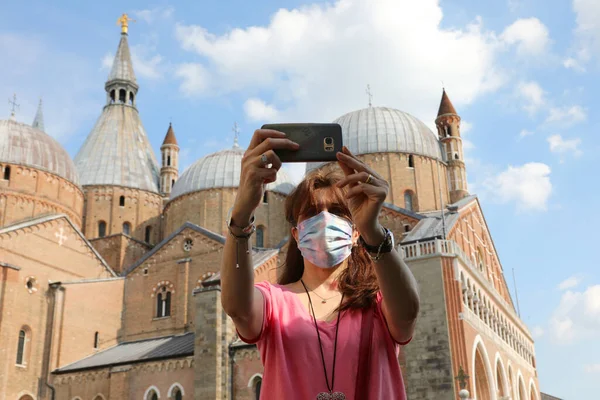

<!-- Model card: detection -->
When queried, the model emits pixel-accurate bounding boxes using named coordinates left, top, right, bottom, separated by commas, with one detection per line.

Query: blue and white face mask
left=296, top=211, right=354, bottom=269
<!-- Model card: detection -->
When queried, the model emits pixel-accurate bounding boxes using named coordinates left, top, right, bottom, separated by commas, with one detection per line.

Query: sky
left=1, top=0, right=599, bottom=398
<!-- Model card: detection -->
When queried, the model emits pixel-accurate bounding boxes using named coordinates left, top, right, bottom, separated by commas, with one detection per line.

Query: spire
left=106, top=24, right=137, bottom=86
left=437, top=88, right=457, bottom=117
left=162, top=122, right=178, bottom=146
left=232, top=122, right=240, bottom=148
left=32, top=98, right=44, bottom=131
left=366, top=84, right=373, bottom=107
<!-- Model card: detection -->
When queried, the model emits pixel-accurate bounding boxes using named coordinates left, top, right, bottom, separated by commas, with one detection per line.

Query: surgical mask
left=296, top=211, right=354, bottom=269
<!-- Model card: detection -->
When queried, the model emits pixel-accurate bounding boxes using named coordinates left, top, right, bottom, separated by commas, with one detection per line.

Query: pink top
left=238, top=281, right=409, bottom=399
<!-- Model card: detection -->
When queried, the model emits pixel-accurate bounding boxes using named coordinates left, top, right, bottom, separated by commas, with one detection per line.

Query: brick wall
left=0, top=163, right=83, bottom=228
left=81, top=185, right=162, bottom=244
left=89, top=235, right=151, bottom=274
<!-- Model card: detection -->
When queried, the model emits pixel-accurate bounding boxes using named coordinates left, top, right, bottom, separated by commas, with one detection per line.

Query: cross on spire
left=232, top=122, right=240, bottom=148
left=366, top=84, right=373, bottom=107
left=8, top=93, right=19, bottom=119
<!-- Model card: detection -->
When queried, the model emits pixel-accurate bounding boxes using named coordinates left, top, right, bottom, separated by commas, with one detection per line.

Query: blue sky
left=1, top=0, right=599, bottom=398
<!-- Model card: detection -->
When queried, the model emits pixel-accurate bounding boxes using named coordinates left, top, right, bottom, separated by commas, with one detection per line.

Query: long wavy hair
left=278, top=168, right=379, bottom=311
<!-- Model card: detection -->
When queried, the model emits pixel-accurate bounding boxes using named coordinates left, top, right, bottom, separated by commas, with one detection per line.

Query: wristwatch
left=359, top=227, right=394, bottom=254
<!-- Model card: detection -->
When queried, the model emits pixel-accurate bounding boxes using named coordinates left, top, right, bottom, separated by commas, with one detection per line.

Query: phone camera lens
left=325, top=137, right=333, bottom=145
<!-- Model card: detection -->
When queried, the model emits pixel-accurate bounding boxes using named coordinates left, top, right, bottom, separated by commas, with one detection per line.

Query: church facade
left=0, top=22, right=540, bottom=400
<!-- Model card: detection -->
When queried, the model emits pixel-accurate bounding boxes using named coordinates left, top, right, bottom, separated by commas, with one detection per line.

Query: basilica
left=0, top=20, right=541, bottom=400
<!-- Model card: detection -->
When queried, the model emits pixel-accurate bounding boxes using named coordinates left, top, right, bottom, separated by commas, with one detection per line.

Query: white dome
left=307, top=107, right=442, bottom=171
left=170, top=146, right=296, bottom=201
left=0, top=119, right=79, bottom=184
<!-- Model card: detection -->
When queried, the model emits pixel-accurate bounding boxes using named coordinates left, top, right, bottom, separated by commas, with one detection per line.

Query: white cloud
left=175, top=63, right=211, bottom=95
left=460, top=121, right=475, bottom=155
left=545, top=106, right=587, bottom=127
left=174, top=0, right=504, bottom=124
left=550, top=284, right=600, bottom=344
left=558, top=276, right=581, bottom=291
left=547, top=134, right=583, bottom=160
left=482, top=163, right=552, bottom=212
left=244, top=98, right=280, bottom=121
left=516, top=81, right=545, bottom=115
left=572, top=0, right=600, bottom=65
left=563, top=57, right=586, bottom=72
left=101, top=45, right=164, bottom=80
left=501, top=18, right=551, bottom=56
left=531, top=325, right=545, bottom=339
left=134, top=6, right=174, bottom=24
left=519, top=129, right=534, bottom=138
left=584, top=364, right=600, bottom=373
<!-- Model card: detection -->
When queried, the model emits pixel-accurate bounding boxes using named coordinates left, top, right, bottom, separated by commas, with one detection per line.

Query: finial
left=8, top=93, right=19, bottom=120
left=232, top=122, right=240, bottom=148
left=455, top=366, right=470, bottom=390
left=366, top=84, right=373, bottom=107
left=117, top=13, right=135, bottom=34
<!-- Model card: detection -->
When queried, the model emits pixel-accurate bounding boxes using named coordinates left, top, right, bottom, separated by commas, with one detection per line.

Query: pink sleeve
left=376, top=292, right=412, bottom=346
left=237, top=281, right=274, bottom=344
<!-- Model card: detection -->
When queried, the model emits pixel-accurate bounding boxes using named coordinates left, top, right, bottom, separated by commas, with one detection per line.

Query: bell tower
left=160, top=123, right=179, bottom=195
left=435, top=89, right=469, bottom=204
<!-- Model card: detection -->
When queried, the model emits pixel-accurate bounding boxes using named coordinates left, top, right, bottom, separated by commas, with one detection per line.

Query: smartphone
left=261, top=123, right=343, bottom=163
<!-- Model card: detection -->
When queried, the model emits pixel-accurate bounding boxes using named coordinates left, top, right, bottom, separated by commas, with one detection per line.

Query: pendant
left=321, top=299, right=327, bottom=304
left=317, top=392, right=346, bottom=400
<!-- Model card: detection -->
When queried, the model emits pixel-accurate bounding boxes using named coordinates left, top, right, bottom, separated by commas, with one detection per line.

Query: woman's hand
left=336, top=146, right=389, bottom=246
left=231, top=129, right=299, bottom=225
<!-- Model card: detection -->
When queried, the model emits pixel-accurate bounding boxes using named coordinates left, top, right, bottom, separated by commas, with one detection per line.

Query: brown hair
left=278, top=168, right=378, bottom=311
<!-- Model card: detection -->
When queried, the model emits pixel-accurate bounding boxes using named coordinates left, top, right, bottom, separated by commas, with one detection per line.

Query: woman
left=221, top=129, right=420, bottom=399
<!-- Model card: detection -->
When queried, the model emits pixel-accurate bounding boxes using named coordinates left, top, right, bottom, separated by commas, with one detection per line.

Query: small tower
left=160, top=123, right=179, bottom=195
left=435, top=89, right=469, bottom=204
left=32, top=98, right=44, bottom=131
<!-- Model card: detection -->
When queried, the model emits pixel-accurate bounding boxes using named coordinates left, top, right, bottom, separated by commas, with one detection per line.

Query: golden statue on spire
left=117, top=13, right=135, bottom=34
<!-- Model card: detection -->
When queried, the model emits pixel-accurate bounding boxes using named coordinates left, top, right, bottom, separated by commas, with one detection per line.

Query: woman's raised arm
left=220, top=129, right=299, bottom=340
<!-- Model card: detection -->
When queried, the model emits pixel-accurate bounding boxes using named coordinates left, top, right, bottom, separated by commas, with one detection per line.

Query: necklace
left=301, top=280, right=346, bottom=400
left=308, top=287, right=341, bottom=304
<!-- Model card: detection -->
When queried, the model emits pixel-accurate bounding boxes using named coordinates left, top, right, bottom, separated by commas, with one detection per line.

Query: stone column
left=194, top=284, right=229, bottom=400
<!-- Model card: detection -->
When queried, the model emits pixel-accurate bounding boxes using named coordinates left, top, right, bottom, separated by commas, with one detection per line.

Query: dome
left=307, top=107, right=442, bottom=171
left=0, top=119, right=79, bottom=184
left=170, top=146, right=296, bottom=201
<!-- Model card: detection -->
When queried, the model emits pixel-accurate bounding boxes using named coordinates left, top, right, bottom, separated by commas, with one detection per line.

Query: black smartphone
left=261, top=123, right=343, bottom=163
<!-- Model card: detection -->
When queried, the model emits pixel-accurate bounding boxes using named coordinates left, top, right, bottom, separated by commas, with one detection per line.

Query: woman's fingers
left=337, top=146, right=384, bottom=180
left=253, top=150, right=282, bottom=171
left=337, top=172, right=383, bottom=188
left=248, top=129, right=287, bottom=151
left=249, top=137, right=299, bottom=158
left=346, top=181, right=387, bottom=200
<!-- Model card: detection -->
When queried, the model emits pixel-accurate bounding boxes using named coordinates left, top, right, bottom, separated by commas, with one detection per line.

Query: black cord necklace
left=300, top=280, right=346, bottom=400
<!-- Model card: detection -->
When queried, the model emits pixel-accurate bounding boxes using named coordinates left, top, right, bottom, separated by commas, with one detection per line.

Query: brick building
left=0, top=19, right=542, bottom=400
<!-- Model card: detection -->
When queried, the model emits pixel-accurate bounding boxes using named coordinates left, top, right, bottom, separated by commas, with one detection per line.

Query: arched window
left=476, top=247, right=486, bottom=273
left=110, top=90, right=115, bottom=103
left=123, top=222, right=131, bottom=235
left=119, top=195, right=125, bottom=207
left=263, top=191, right=268, bottom=203
left=171, top=179, right=175, bottom=190
left=167, top=155, right=171, bottom=166
left=98, top=221, right=107, bottom=238
left=256, top=226, right=264, bottom=248
left=156, top=286, right=172, bottom=318
left=408, top=155, right=414, bottom=168
left=145, top=226, right=152, bottom=243
left=404, top=191, right=414, bottom=211
left=119, top=89, right=126, bottom=103
left=94, top=331, right=99, bottom=349
left=129, top=92, right=134, bottom=105
left=255, top=378, right=262, bottom=400
left=3, top=166, right=10, bottom=180
left=173, top=388, right=183, bottom=400
left=151, top=394, right=158, bottom=400
left=16, top=329, right=26, bottom=365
